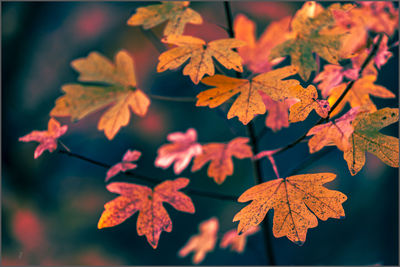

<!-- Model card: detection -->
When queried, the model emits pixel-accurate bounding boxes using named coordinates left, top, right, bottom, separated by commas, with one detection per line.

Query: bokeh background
left=2, top=1, right=399, bottom=265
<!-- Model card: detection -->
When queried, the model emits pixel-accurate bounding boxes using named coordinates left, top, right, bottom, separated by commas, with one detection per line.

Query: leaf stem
left=57, top=149, right=239, bottom=201
left=274, top=33, right=384, bottom=156
left=224, top=1, right=276, bottom=265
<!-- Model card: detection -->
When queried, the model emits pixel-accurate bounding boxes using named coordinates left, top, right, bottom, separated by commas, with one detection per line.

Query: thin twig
left=57, top=149, right=239, bottom=201
left=140, top=28, right=165, bottom=53
left=147, top=93, right=197, bottom=102
left=223, top=1, right=276, bottom=265
left=274, top=33, right=384, bottom=156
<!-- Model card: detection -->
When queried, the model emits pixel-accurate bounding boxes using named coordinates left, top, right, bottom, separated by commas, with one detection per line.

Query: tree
left=7, top=1, right=399, bottom=265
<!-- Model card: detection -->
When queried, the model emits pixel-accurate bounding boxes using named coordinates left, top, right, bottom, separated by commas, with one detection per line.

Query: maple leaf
left=233, top=14, right=291, bottom=73
left=178, top=217, right=219, bottom=264
left=105, top=150, right=142, bottom=182
left=19, top=118, right=68, bottom=159
left=155, top=128, right=202, bottom=175
left=127, top=1, right=202, bottom=36
left=157, top=35, right=246, bottom=84
left=260, top=92, right=299, bottom=132
left=327, top=75, right=395, bottom=117
left=233, top=173, right=347, bottom=245
left=191, top=137, right=253, bottom=184
left=344, top=108, right=399, bottom=176
left=269, top=3, right=350, bottom=81
left=288, top=85, right=330, bottom=123
left=98, top=178, right=195, bottom=249
left=313, top=64, right=359, bottom=98
left=307, top=107, right=365, bottom=153
left=197, top=66, right=300, bottom=125
left=50, top=50, right=150, bottom=140
left=220, top=226, right=260, bottom=253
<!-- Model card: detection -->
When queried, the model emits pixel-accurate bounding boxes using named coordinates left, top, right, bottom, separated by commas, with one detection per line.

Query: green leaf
left=344, top=108, right=399, bottom=175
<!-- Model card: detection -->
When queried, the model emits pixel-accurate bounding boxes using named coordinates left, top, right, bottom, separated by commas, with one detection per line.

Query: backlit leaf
left=289, top=85, right=330, bottom=123
left=19, top=118, right=68, bottom=159
left=50, top=50, right=150, bottom=140
left=307, top=107, right=364, bottom=153
left=220, top=226, right=260, bottom=253
left=98, top=178, right=195, bottom=249
left=261, top=93, right=298, bottom=132
left=233, top=173, right=347, bottom=245
left=155, top=128, right=202, bottom=174
left=157, top=35, right=246, bottom=84
left=197, top=66, right=300, bottom=125
left=127, top=1, right=202, bottom=36
left=191, top=137, right=253, bottom=184
left=269, top=3, right=349, bottom=80
left=178, top=217, right=219, bottom=264
left=234, top=14, right=291, bottom=73
left=105, top=150, right=142, bottom=181
left=327, top=75, right=395, bottom=117
left=344, top=108, right=399, bottom=176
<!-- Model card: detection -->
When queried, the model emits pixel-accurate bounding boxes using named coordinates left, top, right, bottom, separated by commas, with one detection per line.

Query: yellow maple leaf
left=127, top=1, right=202, bottom=36
left=233, top=173, right=347, bottom=245
left=344, top=108, right=399, bottom=176
left=157, top=35, right=246, bottom=84
left=50, top=50, right=150, bottom=140
left=196, top=66, right=300, bottom=125
left=328, top=75, right=395, bottom=117
left=289, top=85, right=330, bottom=123
left=191, top=137, right=253, bottom=184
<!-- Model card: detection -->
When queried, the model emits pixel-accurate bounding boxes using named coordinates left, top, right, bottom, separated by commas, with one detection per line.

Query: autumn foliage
left=17, top=1, right=399, bottom=265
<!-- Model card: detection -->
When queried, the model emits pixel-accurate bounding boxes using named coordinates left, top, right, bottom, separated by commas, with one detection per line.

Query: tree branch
left=224, top=2, right=276, bottom=265
left=57, top=149, right=239, bottom=202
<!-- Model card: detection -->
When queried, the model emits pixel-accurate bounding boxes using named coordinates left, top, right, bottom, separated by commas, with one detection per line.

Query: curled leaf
left=19, top=118, right=68, bottom=159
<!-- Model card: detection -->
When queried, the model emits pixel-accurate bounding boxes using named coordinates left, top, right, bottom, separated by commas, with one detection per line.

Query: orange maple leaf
left=220, top=226, right=260, bottom=253
left=178, top=217, right=219, bottom=264
left=233, top=173, right=347, bottom=245
left=191, top=137, right=253, bottom=184
left=19, top=118, right=68, bottom=159
left=50, top=50, right=150, bottom=140
left=155, top=128, right=202, bottom=175
left=289, top=85, right=330, bottom=123
left=327, top=75, right=395, bottom=117
left=105, top=150, right=142, bottom=182
left=307, top=107, right=364, bottom=153
left=98, top=178, right=195, bottom=249
left=233, top=14, right=291, bottom=73
left=197, top=66, right=300, bottom=125
left=157, top=35, right=246, bottom=84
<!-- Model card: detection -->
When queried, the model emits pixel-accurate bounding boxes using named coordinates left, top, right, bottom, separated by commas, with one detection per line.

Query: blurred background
left=2, top=1, right=398, bottom=265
